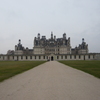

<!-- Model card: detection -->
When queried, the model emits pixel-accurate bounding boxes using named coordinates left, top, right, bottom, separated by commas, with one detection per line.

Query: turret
left=15, top=39, right=23, bottom=50
left=54, top=36, right=56, bottom=40
left=68, top=37, right=70, bottom=46
left=19, top=39, right=21, bottom=44
left=38, top=33, right=40, bottom=39
left=82, top=38, right=84, bottom=43
left=63, top=33, right=66, bottom=39
left=51, top=31, right=53, bottom=39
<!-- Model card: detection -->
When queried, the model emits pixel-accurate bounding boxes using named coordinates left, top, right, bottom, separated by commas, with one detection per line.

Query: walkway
left=0, top=61, right=100, bottom=100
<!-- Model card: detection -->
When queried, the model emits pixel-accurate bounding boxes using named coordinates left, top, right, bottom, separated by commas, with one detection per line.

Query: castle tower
left=82, top=38, right=84, bottom=43
left=68, top=37, right=70, bottom=46
left=19, top=39, right=21, bottom=44
left=51, top=31, right=53, bottom=39
left=63, top=33, right=66, bottom=39
left=38, top=33, right=40, bottom=39
left=54, top=36, right=56, bottom=40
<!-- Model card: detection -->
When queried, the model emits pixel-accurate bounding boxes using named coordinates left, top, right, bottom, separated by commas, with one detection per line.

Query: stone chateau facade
left=0, top=32, right=100, bottom=61
left=14, top=32, right=88, bottom=55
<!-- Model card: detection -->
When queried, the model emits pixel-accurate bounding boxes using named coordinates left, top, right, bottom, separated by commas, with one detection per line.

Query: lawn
left=0, top=61, right=46, bottom=82
left=59, top=60, right=100, bottom=78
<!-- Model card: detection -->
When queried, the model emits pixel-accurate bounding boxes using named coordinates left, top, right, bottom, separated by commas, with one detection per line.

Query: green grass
left=0, top=61, right=46, bottom=82
left=59, top=60, right=100, bottom=78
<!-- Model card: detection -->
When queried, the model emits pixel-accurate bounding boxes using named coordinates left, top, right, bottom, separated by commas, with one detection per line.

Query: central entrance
left=51, top=56, right=54, bottom=61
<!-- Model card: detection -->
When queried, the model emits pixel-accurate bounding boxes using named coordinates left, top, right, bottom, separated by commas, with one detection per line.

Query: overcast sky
left=0, top=0, right=100, bottom=54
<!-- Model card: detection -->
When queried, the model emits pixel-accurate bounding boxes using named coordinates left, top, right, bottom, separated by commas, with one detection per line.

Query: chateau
left=14, top=32, right=88, bottom=55
left=0, top=32, right=100, bottom=61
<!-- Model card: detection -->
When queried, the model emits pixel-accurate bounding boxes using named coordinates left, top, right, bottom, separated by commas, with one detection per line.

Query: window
left=26, top=56, right=27, bottom=59
left=35, top=56, right=36, bottom=59
left=74, top=55, right=76, bottom=59
left=93, top=55, right=94, bottom=59
left=79, top=55, right=80, bottom=59
left=44, top=56, right=45, bottom=59
left=8, top=56, right=9, bottom=60
left=39, top=56, right=41, bottom=59
left=30, top=56, right=32, bottom=59
left=88, top=55, right=90, bottom=59
left=65, top=55, right=67, bottom=59
left=13, top=56, right=14, bottom=59
left=70, top=55, right=72, bottom=59
left=84, top=55, right=85, bottom=60
left=17, top=56, right=18, bottom=61
left=61, top=56, right=63, bottom=59
left=3, top=56, right=4, bottom=60
left=21, top=56, right=23, bottom=59
left=57, top=56, right=59, bottom=59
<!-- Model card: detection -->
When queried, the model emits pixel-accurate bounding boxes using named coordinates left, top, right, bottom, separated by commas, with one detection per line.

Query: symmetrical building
left=0, top=32, right=100, bottom=61
left=14, top=32, right=88, bottom=55
left=33, top=32, right=71, bottom=55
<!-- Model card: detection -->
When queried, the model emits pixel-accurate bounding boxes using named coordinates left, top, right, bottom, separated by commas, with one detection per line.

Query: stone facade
left=0, top=53, right=100, bottom=61
left=12, top=32, right=88, bottom=55
left=1, top=32, right=99, bottom=61
left=33, top=32, right=71, bottom=54
left=71, top=38, right=88, bottom=54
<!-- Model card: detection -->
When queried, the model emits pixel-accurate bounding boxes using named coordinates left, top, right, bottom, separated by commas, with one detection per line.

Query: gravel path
left=0, top=61, right=100, bottom=100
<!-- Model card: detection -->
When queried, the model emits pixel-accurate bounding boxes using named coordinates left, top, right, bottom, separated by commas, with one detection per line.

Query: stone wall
left=0, top=53, right=99, bottom=61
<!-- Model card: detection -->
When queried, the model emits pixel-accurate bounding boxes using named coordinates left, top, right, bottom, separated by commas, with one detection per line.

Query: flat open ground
left=0, top=61, right=100, bottom=100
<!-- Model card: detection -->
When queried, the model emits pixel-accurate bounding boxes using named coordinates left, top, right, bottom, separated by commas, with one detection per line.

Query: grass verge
left=0, top=61, right=46, bottom=82
left=59, top=60, right=100, bottom=78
